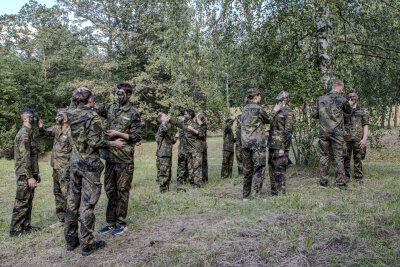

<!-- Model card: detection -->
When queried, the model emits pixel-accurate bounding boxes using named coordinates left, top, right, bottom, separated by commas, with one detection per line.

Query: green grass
left=0, top=137, right=399, bottom=266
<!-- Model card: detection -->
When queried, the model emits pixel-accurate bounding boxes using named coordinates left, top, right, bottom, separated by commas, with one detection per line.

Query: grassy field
left=0, top=134, right=399, bottom=266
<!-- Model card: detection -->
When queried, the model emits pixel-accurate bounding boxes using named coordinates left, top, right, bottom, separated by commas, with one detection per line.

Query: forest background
left=1, top=0, right=400, bottom=165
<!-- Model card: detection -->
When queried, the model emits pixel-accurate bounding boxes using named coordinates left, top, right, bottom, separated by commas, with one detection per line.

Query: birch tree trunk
left=316, top=3, right=332, bottom=91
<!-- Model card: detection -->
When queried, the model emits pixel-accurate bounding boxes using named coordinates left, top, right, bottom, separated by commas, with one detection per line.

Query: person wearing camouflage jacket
left=241, top=88, right=283, bottom=200
left=39, top=108, right=71, bottom=226
left=10, top=109, right=41, bottom=237
left=235, top=114, right=243, bottom=177
left=311, top=80, right=352, bottom=188
left=64, top=87, right=125, bottom=256
left=344, top=90, right=369, bottom=183
left=96, top=83, right=142, bottom=236
left=268, top=91, right=294, bottom=196
left=176, top=118, right=189, bottom=186
left=156, top=113, right=177, bottom=192
left=221, top=118, right=235, bottom=178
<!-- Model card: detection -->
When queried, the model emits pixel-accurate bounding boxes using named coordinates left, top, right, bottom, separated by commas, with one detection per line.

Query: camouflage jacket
left=235, top=121, right=242, bottom=146
left=311, top=91, right=352, bottom=138
left=97, top=102, right=142, bottom=164
left=156, top=122, right=176, bottom=158
left=14, top=126, right=39, bottom=179
left=68, top=106, right=110, bottom=172
left=241, top=101, right=277, bottom=148
left=177, top=128, right=185, bottom=155
left=39, top=125, right=71, bottom=170
left=268, top=106, right=294, bottom=151
left=223, top=121, right=235, bottom=152
left=170, top=118, right=206, bottom=153
left=344, top=105, right=369, bottom=141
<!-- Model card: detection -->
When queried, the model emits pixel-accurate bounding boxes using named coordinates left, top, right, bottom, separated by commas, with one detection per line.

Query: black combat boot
left=81, top=240, right=106, bottom=256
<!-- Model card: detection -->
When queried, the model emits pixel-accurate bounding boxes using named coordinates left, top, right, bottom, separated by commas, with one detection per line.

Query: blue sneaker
left=98, top=225, right=113, bottom=234
left=111, top=225, right=127, bottom=235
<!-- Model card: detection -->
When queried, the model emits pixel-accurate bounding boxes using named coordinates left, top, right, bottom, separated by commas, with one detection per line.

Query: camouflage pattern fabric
left=176, top=128, right=188, bottom=185
left=267, top=106, right=294, bottom=151
left=104, top=162, right=134, bottom=226
left=97, top=102, right=142, bottom=163
left=156, top=157, right=172, bottom=192
left=187, top=151, right=203, bottom=187
left=311, top=91, right=352, bottom=186
left=235, top=121, right=243, bottom=176
left=344, top=105, right=369, bottom=142
left=201, top=124, right=208, bottom=183
left=223, top=120, right=235, bottom=152
left=221, top=150, right=234, bottom=178
left=242, top=147, right=266, bottom=198
left=53, top=168, right=69, bottom=222
left=344, top=141, right=364, bottom=181
left=268, top=149, right=289, bottom=195
left=14, top=126, right=39, bottom=178
left=65, top=106, right=109, bottom=249
left=10, top=175, right=35, bottom=232
left=155, top=122, right=176, bottom=192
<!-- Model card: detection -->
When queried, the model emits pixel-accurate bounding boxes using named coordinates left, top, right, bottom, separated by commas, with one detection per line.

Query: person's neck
left=352, top=103, right=357, bottom=109
left=62, top=123, right=68, bottom=130
left=23, top=122, right=31, bottom=128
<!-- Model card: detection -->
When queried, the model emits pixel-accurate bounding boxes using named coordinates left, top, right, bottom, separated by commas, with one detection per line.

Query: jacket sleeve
left=170, top=117, right=186, bottom=129
left=20, top=133, right=33, bottom=179
left=128, top=113, right=142, bottom=143
left=311, top=100, right=319, bottom=119
left=259, top=108, right=277, bottom=124
left=282, top=110, right=294, bottom=150
left=362, top=108, right=370, bottom=126
left=342, top=99, right=352, bottom=114
left=39, top=126, right=56, bottom=139
left=96, top=104, right=110, bottom=119
left=87, top=115, right=110, bottom=149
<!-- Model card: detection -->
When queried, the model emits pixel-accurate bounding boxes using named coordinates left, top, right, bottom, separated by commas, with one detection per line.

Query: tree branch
left=337, top=51, right=400, bottom=60
left=378, top=0, right=400, bottom=12
left=338, top=40, right=400, bottom=54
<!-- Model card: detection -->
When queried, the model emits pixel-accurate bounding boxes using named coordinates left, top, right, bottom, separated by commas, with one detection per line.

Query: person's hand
left=279, top=149, right=285, bottom=157
left=359, top=139, right=367, bottom=149
left=38, top=119, right=44, bottom=128
left=110, top=138, right=126, bottom=149
left=265, top=131, right=270, bottom=137
left=175, top=133, right=179, bottom=138
left=104, top=130, right=120, bottom=138
left=273, top=102, right=284, bottom=113
left=135, top=142, right=141, bottom=146
left=27, top=178, right=37, bottom=189
left=349, top=99, right=355, bottom=106
left=187, top=126, right=194, bottom=131
left=166, top=115, right=171, bottom=121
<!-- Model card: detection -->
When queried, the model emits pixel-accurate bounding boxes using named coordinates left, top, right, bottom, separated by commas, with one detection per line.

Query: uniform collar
left=115, top=101, right=132, bottom=111
left=22, top=125, right=32, bottom=134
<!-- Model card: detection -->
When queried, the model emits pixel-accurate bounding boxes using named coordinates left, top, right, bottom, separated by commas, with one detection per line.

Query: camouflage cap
left=276, top=90, right=290, bottom=101
left=247, top=88, right=261, bottom=95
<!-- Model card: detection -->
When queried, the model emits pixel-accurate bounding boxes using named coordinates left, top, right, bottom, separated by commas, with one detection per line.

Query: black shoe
left=81, top=240, right=106, bottom=256
left=9, top=230, right=24, bottom=237
left=25, top=225, right=41, bottom=233
left=67, top=243, right=79, bottom=251
left=319, top=182, right=328, bottom=187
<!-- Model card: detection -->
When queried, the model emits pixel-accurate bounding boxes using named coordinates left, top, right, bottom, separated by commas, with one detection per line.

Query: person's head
left=157, top=112, right=168, bottom=123
left=184, top=109, right=195, bottom=120
left=115, top=82, right=133, bottom=105
left=247, top=88, right=262, bottom=103
left=347, top=89, right=358, bottom=106
left=20, top=108, right=36, bottom=127
left=332, top=79, right=344, bottom=93
left=72, top=87, right=94, bottom=107
left=196, top=112, right=206, bottom=125
left=225, top=118, right=234, bottom=126
left=276, top=90, right=290, bottom=106
left=55, top=108, right=68, bottom=125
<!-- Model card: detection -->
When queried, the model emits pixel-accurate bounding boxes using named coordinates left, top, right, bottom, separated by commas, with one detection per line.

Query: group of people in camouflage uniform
left=9, top=79, right=368, bottom=256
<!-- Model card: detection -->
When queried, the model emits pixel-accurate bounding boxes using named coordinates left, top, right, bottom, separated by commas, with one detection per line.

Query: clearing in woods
left=0, top=134, right=399, bottom=266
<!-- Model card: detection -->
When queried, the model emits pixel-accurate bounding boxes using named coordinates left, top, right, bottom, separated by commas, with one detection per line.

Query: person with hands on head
left=10, top=108, right=41, bottom=237
left=344, top=90, right=369, bottom=184
left=241, top=88, right=283, bottom=201
left=96, top=82, right=142, bottom=236
left=38, top=109, right=72, bottom=228
left=64, top=87, right=126, bottom=256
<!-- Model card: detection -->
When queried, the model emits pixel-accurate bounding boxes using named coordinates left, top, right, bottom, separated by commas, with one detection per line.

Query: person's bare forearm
left=362, top=125, right=369, bottom=141
left=117, top=132, right=130, bottom=140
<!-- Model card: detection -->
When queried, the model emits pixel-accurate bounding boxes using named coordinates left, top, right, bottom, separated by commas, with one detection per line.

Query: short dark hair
left=226, top=118, right=232, bottom=123
left=157, top=113, right=163, bottom=122
left=184, top=108, right=195, bottom=119
left=20, top=108, right=34, bottom=117
left=72, top=87, right=93, bottom=105
left=116, top=83, right=133, bottom=94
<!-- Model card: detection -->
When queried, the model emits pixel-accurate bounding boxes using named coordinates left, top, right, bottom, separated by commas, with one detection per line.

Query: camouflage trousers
left=242, top=147, right=266, bottom=198
left=157, top=157, right=172, bottom=192
left=344, top=141, right=364, bottom=182
left=187, top=151, right=203, bottom=187
left=202, top=146, right=208, bottom=183
left=10, top=176, right=35, bottom=232
left=177, top=152, right=189, bottom=185
left=235, top=143, right=243, bottom=176
left=104, top=162, right=134, bottom=227
left=268, top=149, right=289, bottom=195
left=64, top=166, right=102, bottom=249
left=221, top=150, right=234, bottom=178
left=53, top=168, right=70, bottom=222
left=318, top=136, right=346, bottom=186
